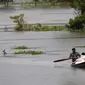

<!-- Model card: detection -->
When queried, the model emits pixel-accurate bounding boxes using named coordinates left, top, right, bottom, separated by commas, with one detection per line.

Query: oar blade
left=53, top=58, right=69, bottom=62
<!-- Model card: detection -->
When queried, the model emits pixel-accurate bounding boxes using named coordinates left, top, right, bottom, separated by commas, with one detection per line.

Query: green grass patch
left=38, top=26, right=66, bottom=31
left=13, top=45, right=28, bottom=49
left=14, top=50, right=44, bottom=55
left=75, top=46, right=85, bottom=48
left=15, top=24, right=67, bottom=31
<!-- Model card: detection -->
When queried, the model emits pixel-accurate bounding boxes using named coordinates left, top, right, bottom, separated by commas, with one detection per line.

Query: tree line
left=0, top=0, right=13, bottom=7
left=35, top=0, right=85, bottom=15
left=0, top=0, right=85, bottom=31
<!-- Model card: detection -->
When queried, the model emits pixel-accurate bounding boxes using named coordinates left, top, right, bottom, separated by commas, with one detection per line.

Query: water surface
left=0, top=31, right=85, bottom=85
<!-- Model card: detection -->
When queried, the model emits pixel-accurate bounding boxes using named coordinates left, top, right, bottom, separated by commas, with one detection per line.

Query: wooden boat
left=71, top=55, right=85, bottom=68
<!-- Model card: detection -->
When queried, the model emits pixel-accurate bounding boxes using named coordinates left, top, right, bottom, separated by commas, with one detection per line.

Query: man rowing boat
left=69, top=48, right=81, bottom=63
left=53, top=48, right=81, bottom=63
left=3, top=50, right=7, bottom=57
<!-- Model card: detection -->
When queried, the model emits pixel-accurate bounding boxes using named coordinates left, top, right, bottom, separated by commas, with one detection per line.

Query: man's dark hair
left=72, top=48, right=76, bottom=51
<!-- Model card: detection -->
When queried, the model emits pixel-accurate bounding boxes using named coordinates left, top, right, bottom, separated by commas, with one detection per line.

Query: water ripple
left=0, top=37, right=85, bottom=42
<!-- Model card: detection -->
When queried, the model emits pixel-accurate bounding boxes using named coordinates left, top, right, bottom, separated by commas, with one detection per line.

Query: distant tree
left=65, top=0, right=85, bottom=31
left=33, top=0, right=39, bottom=7
left=0, top=0, right=13, bottom=7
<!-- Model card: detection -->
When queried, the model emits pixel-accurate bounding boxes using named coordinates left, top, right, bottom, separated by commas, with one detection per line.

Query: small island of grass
left=13, top=45, right=28, bottom=49
left=13, top=50, right=44, bottom=55
left=75, top=46, right=85, bottom=48
left=10, top=14, right=67, bottom=32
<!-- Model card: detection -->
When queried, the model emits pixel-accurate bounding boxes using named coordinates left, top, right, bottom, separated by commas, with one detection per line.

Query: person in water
left=69, top=48, right=81, bottom=63
left=3, top=50, right=7, bottom=56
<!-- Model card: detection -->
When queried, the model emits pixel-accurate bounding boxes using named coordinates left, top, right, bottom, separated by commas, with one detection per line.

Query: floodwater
left=0, top=7, right=76, bottom=25
left=0, top=8, right=85, bottom=85
left=0, top=31, right=85, bottom=85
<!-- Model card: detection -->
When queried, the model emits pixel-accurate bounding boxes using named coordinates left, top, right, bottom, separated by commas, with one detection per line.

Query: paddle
left=53, top=58, right=70, bottom=62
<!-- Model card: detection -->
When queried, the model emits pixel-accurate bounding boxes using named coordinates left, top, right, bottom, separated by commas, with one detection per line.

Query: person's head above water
left=72, top=48, right=76, bottom=53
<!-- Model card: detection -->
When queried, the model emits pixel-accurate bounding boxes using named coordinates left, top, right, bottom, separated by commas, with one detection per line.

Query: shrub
left=10, top=14, right=28, bottom=31
left=66, top=14, right=85, bottom=31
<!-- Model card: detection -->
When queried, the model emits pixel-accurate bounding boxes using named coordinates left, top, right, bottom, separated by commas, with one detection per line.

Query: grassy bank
left=14, top=50, right=44, bottom=55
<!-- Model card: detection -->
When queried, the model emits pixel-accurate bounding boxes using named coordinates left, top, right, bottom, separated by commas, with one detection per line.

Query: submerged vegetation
left=75, top=46, right=85, bottom=48
left=10, top=0, right=85, bottom=32
left=13, top=45, right=44, bottom=55
left=13, top=45, right=28, bottom=49
left=0, top=0, right=13, bottom=7
left=0, top=1, right=71, bottom=8
left=10, top=14, right=27, bottom=31
left=19, top=1, right=70, bottom=8
left=14, top=50, right=44, bottom=55
left=10, top=14, right=67, bottom=31
left=5, top=0, right=85, bottom=32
